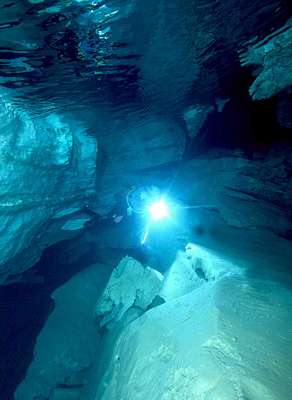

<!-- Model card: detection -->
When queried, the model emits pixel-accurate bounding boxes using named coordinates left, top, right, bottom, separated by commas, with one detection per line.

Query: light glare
left=149, top=199, right=169, bottom=221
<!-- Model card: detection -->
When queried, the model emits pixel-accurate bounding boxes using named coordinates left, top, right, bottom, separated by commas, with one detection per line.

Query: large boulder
left=0, top=98, right=97, bottom=283
left=95, top=274, right=292, bottom=400
left=95, top=256, right=164, bottom=328
left=15, top=263, right=111, bottom=400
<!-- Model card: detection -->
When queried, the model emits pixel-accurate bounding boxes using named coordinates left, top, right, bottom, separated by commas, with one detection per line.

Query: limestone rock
left=160, top=250, right=201, bottom=301
left=95, top=276, right=292, bottom=400
left=185, top=242, right=240, bottom=280
left=95, top=256, right=164, bottom=327
left=15, top=263, right=111, bottom=400
left=0, top=97, right=97, bottom=283
left=183, top=104, right=214, bottom=138
left=161, top=244, right=239, bottom=302
left=174, top=149, right=292, bottom=237
left=240, top=19, right=292, bottom=100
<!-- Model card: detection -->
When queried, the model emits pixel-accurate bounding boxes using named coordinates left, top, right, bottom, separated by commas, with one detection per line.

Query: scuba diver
left=107, top=185, right=162, bottom=224
left=126, top=185, right=161, bottom=216
left=81, top=185, right=162, bottom=227
left=107, top=189, right=129, bottom=224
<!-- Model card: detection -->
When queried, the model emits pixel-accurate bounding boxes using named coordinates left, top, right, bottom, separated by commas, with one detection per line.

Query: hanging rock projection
left=240, top=18, right=292, bottom=100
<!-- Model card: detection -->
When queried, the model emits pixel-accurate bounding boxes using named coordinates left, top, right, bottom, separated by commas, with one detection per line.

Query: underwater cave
left=0, top=0, right=292, bottom=399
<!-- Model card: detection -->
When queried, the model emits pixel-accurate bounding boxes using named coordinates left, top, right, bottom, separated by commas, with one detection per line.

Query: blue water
left=0, top=0, right=289, bottom=119
left=0, top=1, right=291, bottom=399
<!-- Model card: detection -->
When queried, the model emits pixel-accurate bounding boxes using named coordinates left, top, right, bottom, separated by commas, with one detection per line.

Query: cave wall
left=0, top=0, right=290, bottom=283
left=0, top=98, right=98, bottom=283
left=0, top=2, right=291, bottom=398
left=174, top=148, right=292, bottom=237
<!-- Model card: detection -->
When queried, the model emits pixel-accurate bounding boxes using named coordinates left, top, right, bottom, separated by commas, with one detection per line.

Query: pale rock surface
left=160, top=250, right=201, bottom=301
left=15, top=263, right=111, bottom=400
left=0, top=98, right=97, bottom=283
left=183, top=104, right=214, bottom=138
left=95, top=256, right=164, bottom=327
left=185, top=242, right=239, bottom=280
left=240, top=18, right=292, bottom=100
left=161, top=244, right=239, bottom=302
left=61, top=215, right=92, bottom=231
left=95, top=275, right=292, bottom=400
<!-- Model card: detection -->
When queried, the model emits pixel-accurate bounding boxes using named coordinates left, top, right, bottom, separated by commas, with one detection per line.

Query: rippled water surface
left=0, top=0, right=290, bottom=119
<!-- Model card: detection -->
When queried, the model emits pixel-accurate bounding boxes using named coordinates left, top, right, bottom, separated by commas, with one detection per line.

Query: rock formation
left=240, top=18, right=292, bottom=100
left=183, top=105, right=214, bottom=139
left=160, top=249, right=202, bottom=302
left=0, top=99, right=98, bottom=284
left=15, top=263, right=111, bottom=400
left=0, top=1, right=291, bottom=399
left=174, top=148, right=292, bottom=237
left=95, top=274, right=292, bottom=400
left=96, top=256, right=164, bottom=328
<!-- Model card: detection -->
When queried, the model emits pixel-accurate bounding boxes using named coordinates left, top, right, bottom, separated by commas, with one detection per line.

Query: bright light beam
left=148, top=198, right=170, bottom=221
left=141, top=198, right=170, bottom=244
left=141, top=223, right=151, bottom=244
